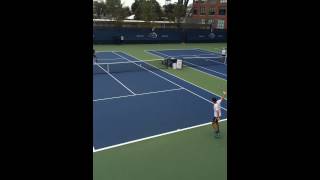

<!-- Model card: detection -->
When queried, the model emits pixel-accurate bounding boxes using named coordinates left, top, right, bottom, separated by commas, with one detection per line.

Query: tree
left=131, top=0, right=162, bottom=21
left=178, top=0, right=190, bottom=10
left=162, top=1, right=189, bottom=23
left=131, top=0, right=141, bottom=14
left=93, top=1, right=107, bottom=18
left=163, top=4, right=175, bottom=21
left=121, top=7, right=131, bottom=18
left=105, top=0, right=122, bottom=19
left=174, top=0, right=188, bottom=23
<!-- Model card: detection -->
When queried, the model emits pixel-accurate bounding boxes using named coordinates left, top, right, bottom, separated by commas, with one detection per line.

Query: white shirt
left=221, top=49, right=226, bottom=55
left=213, top=99, right=222, bottom=117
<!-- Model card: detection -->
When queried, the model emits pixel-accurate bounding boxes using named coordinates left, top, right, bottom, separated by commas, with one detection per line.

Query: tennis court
left=93, top=51, right=227, bottom=151
left=147, top=49, right=227, bottom=80
left=93, top=43, right=227, bottom=180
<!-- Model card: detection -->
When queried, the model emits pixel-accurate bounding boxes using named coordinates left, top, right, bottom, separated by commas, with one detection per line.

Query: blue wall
left=93, top=27, right=227, bottom=44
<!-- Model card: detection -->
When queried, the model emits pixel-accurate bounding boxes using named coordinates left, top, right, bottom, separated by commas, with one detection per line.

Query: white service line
left=94, top=88, right=184, bottom=102
left=97, top=57, right=124, bottom=61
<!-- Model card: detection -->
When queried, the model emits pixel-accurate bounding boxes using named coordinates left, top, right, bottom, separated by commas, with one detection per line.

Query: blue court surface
left=146, top=49, right=227, bottom=80
left=93, top=51, right=227, bottom=151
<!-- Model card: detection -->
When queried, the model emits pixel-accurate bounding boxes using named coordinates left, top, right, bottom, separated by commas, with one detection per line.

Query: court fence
left=93, top=21, right=227, bottom=44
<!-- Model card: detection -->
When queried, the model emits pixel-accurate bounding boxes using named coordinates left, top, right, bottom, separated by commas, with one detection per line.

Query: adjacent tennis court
left=147, top=49, right=227, bottom=80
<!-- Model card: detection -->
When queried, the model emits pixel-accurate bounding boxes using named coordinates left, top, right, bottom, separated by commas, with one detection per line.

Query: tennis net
left=93, top=59, right=167, bottom=74
left=181, top=56, right=227, bottom=67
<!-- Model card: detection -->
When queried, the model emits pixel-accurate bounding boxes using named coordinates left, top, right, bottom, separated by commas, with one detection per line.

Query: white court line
left=93, top=147, right=95, bottom=152
left=94, top=119, right=227, bottom=153
left=95, top=63, right=135, bottom=95
left=152, top=49, right=226, bottom=66
left=195, top=48, right=225, bottom=56
left=150, top=48, right=221, bottom=57
left=183, top=63, right=227, bottom=81
left=203, top=57, right=227, bottom=66
left=183, top=61, right=227, bottom=76
left=151, top=50, right=226, bottom=67
left=96, top=51, right=115, bottom=53
left=145, top=50, right=166, bottom=58
left=144, top=50, right=228, bottom=101
left=94, top=88, right=184, bottom=102
left=146, top=50, right=227, bottom=81
left=169, top=53, right=217, bottom=58
left=113, top=52, right=226, bottom=110
left=97, top=58, right=124, bottom=61
left=155, top=48, right=200, bottom=51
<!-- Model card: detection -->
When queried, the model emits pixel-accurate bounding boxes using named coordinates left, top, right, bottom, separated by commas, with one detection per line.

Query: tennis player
left=93, top=48, right=97, bottom=63
left=221, top=48, right=227, bottom=56
left=212, top=91, right=226, bottom=138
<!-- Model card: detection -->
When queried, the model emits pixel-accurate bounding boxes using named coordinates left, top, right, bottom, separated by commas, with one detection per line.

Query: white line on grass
left=94, top=119, right=227, bottom=153
left=94, top=88, right=184, bottom=102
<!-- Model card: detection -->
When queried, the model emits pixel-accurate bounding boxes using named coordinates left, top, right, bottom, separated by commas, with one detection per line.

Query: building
left=191, top=0, right=227, bottom=29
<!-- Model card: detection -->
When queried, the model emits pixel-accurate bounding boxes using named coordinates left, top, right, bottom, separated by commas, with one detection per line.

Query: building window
left=220, top=0, right=227, bottom=3
left=208, top=19, right=213, bottom=24
left=217, top=19, right=224, bottom=29
left=200, top=7, right=206, bottom=15
left=201, top=19, right=206, bottom=24
left=193, top=9, right=198, bottom=15
left=209, top=7, right=215, bottom=15
left=219, top=9, right=226, bottom=15
left=194, top=0, right=199, bottom=2
left=201, top=0, right=206, bottom=3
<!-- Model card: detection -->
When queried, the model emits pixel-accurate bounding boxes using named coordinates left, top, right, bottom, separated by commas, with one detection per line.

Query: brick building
left=191, top=0, right=227, bottom=29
